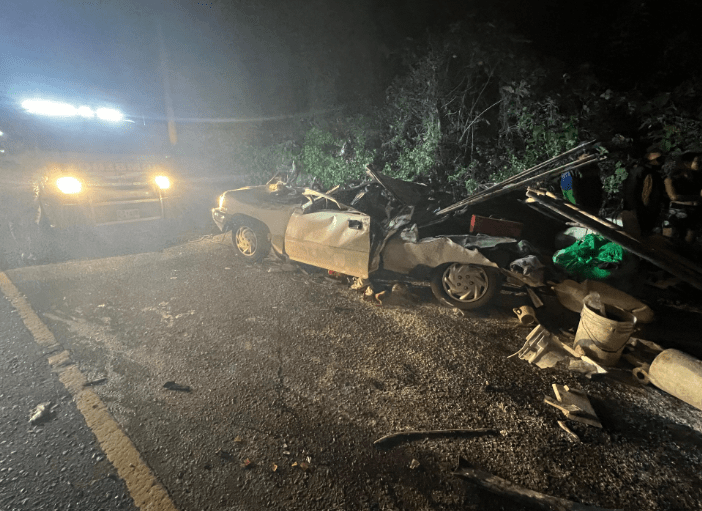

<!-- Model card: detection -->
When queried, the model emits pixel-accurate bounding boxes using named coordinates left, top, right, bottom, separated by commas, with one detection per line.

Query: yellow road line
left=0, top=271, right=179, bottom=511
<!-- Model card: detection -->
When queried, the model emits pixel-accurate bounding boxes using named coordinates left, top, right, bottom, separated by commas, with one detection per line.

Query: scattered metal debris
left=163, top=381, right=191, bottom=392
left=509, top=325, right=567, bottom=369
left=557, top=420, right=581, bottom=443
left=373, top=428, right=499, bottom=448
left=573, top=294, right=636, bottom=366
left=553, top=279, right=654, bottom=323
left=513, top=305, right=537, bottom=326
left=409, top=459, right=420, bottom=470
left=453, top=457, right=621, bottom=511
left=544, top=384, right=602, bottom=428
left=634, top=349, right=702, bottom=411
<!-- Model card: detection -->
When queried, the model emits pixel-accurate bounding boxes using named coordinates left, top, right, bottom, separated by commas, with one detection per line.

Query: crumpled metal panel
left=381, top=236, right=499, bottom=274
left=285, top=209, right=371, bottom=278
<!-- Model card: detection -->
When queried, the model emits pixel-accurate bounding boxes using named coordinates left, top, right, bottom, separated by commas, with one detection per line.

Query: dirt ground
left=5, top=236, right=702, bottom=510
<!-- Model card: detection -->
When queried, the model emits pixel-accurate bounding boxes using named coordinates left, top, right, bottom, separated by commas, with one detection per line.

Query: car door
left=284, top=196, right=372, bottom=278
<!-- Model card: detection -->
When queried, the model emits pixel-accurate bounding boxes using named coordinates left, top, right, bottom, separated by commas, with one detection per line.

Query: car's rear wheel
left=430, top=263, right=500, bottom=310
left=231, top=221, right=271, bottom=262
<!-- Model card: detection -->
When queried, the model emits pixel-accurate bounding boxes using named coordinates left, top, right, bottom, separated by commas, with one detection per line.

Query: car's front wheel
left=430, top=263, right=500, bottom=310
left=231, top=221, right=271, bottom=262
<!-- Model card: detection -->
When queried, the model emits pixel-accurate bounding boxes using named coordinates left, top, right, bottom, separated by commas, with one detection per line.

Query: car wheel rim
left=235, top=226, right=257, bottom=256
left=442, top=263, right=489, bottom=302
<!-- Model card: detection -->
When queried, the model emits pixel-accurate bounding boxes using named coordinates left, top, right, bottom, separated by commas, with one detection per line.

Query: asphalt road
left=2, top=235, right=702, bottom=511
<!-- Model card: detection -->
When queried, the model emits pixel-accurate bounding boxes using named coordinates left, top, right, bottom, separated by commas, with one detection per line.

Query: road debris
left=376, top=282, right=418, bottom=307
left=29, top=402, right=53, bottom=424
left=552, top=279, right=654, bottom=323
left=373, top=428, right=499, bottom=448
left=163, top=381, right=192, bottom=392
left=557, top=421, right=581, bottom=443
left=453, top=457, right=621, bottom=511
left=242, top=458, right=254, bottom=469
left=83, top=377, right=107, bottom=387
left=573, top=294, right=636, bottom=366
left=634, top=349, right=702, bottom=411
left=409, top=459, right=420, bottom=470
left=513, top=305, right=537, bottom=326
left=544, top=384, right=602, bottom=428
left=509, top=325, right=567, bottom=369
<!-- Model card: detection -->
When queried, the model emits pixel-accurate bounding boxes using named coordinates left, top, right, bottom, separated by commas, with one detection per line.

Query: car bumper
left=40, top=196, right=179, bottom=229
left=212, top=207, right=227, bottom=232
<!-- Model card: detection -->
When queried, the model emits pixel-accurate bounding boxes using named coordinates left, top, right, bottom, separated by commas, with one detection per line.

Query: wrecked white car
left=212, top=171, right=538, bottom=310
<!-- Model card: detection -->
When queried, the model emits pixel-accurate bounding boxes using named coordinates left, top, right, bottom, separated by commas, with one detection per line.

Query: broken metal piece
left=513, top=305, right=537, bottom=325
left=557, top=421, right=581, bottom=443
left=453, top=457, right=621, bottom=511
left=373, top=428, right=499, bottom=448
left=545, top=384, right=602, bottom=428
left=509, top=325, right=567, bottom=369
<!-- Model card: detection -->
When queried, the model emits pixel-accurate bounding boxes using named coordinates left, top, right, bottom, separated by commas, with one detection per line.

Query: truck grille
left=91, top=199, right=163, bottom=225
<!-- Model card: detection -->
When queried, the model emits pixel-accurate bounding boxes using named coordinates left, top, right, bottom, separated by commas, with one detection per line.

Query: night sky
left=2, top=0, right=700, bottom=121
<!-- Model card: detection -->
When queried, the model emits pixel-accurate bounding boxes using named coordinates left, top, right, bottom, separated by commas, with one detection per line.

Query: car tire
left=430, top=263, right=500, bottom=310
left=231, top=220, right=271, bottom=263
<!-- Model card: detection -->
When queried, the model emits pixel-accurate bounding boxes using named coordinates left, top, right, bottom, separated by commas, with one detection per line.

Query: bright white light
left=96, top=108, right=124, bottom=122
left=77, top=106, right=94, bottom=118
left=22, top=99, right=78, bottom=117
left=0, top=131, right=4, bottom=136
left=56, top=176, right=82, bottom=194
left=154, top=175, right=170, bottom=189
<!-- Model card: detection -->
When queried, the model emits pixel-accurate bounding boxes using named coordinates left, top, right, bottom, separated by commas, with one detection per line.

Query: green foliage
left=299, top=118, right=376, bottom=188
left=499, top=86, right=581, bottom=182
left=382, top=118, right=441, bottom=180
left=602, top=161, right=629, bottom=197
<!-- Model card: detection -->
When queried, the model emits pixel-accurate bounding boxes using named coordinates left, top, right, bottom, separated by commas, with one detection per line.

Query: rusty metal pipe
left=638, top=349, right=702, bottom=412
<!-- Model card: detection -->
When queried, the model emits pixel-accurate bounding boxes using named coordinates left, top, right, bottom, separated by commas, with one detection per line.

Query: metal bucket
left=574, top=299, right=636, bottom=366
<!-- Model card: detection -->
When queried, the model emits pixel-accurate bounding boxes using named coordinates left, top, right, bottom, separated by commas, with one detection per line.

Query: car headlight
left=155, top=175, right=170, bottom=189
left=56, top=176, right=82, bottom=194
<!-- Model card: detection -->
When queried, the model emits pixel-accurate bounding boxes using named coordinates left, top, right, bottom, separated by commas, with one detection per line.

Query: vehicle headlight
left=218, top=194, right=225, bottom=208
left=155, top=175, right=170, bottom=189
left=56, top=176, right=82, bottom=194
